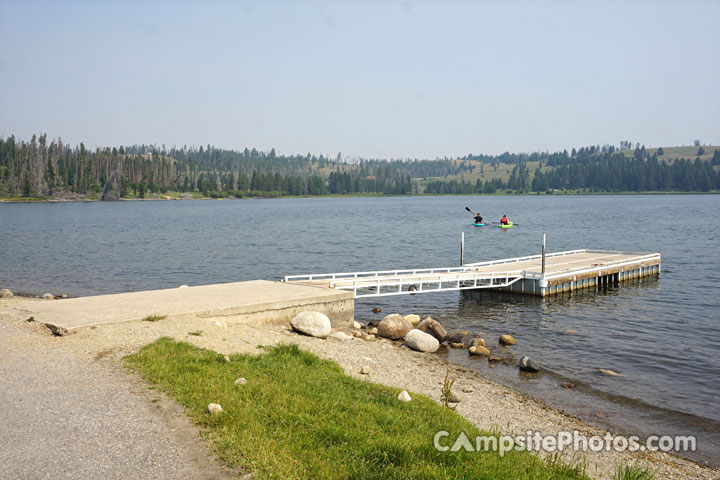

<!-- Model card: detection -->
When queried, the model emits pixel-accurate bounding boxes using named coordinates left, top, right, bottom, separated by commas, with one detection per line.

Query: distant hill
left=1, top=134, right=718, bottom=200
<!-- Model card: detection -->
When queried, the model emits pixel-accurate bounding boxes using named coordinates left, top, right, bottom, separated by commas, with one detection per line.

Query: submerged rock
left=404, top=329, right=440, bottom=353
left=519, top=356, right=539, bottom=373
left=499, top=334, right=517, bottom=346
left=290, top=311, right=331, bottom=338
left=599, top=368, right=624, bottom=377
left=377, top=314, right=413, bottom=340
left=449, top=342, right=465, bottom=349
left=469, top=345, right=490, bottom=356
left=372, top=307, right=382, bottom=313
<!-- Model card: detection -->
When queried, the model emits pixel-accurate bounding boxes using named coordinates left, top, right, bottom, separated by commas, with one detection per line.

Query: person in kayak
left=500, top=215, right=510, bottom=225
left=473, top=213, right=483, bottom=224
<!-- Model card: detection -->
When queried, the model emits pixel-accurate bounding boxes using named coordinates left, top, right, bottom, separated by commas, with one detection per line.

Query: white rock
left=234, top=377, right=247, bottom=385
left=178, top=285, right=189, bottom=288
left=353, top=321, right=362, bottom=329
left=224, top=355, right=231, bottom=363
left=329, top=331, right=353, bottom=341
left=208, top=403, right=223, bottom=414
left=42, top=293, right=54, bottom=300
left=599, top=368, right=624, bottom=377
left=403, top=314, right=421, bottom=326
left=398, top=390, right=412, bottom=402
left=461, top=385, right=474, bottom=393
left=0, top=289, right=14, bottom=298
left=290, top=311, right=331, bottom=338
left=404, top=329, right=440, bottom=353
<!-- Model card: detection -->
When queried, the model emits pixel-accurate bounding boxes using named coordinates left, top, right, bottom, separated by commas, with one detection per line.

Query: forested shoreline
left=1, top=134, right=718, bottom=200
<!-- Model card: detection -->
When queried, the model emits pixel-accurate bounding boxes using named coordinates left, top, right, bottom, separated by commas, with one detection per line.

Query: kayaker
left=500, top=215, right=510, bottom=225
left=473, top=213, right=483, bottom=224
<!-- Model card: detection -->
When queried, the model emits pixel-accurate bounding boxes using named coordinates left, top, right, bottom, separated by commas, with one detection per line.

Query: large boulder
left=377, top=314, right=413, bottom=340
left=403, top=314, right=421, bottom=326
left=290, top=311, right=331, bottom=338
left=417, top=317, right=447, bottom=342
left=404, top=329, right=440, bottom=353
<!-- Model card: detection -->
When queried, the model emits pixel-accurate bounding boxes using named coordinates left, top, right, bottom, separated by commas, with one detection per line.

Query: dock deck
left=286, top=249, right=661, bottom=298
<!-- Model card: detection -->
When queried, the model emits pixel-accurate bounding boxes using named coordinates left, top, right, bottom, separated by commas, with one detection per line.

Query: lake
left=1, top=194, right=719, bottom=465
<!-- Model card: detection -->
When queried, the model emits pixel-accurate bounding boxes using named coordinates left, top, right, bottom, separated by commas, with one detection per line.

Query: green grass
left=613, top=463, right=655, bottom=480
left=142, top=314, right=166, bottom=322
left=125, top=339, right=588, bottom=480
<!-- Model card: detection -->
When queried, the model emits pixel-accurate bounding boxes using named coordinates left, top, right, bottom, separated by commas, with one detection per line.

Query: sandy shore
left=1, top=296, right=716, bottom=480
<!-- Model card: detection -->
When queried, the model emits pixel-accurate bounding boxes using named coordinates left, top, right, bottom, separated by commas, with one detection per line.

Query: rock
left=360, top=365, right=370, bottom=375
left=599, top=368, right=624, bottom=377
left=403, top=314, right=421, bottom=326
left=363, top=334, right=376, bottom=341
left=208, top=403, right=223, bottom=414
left=461, top=385, right=474, bottom=393
left=0, top=289, right=14, bottom=298
left=60, top=293, right=68, bottom=298
left=397, top=390, right=412, bottom=402
left=178, top=285, right=189, bottom=288
left=46, top=323, right=69, bottom=336
left=352, top=331, right=363, bottom=338
left=234, top=377, right=247, bottom=385
left=376, top=314, right=413, bottom=340
left=446, top=332, right=466, bottom=344
left=329, top=331, right=353, bottom=341
left=224, top=355, right=231, bottom=363
left=560, top=382, right=576, bottom=389
left=448, top=391, right=462, bottom=403
left=372, top=307, right=382, bottom=313
left=519, top=356, right=539, bottom=373
left=353, top=321, right=362, bottom=329
left=417, top=317, right=447, bottom=342
left=488, top=356, right=502, bottom=363
left=290, top=311, right=331, bottom=338
left=469, top=345, right=490, bottom=356
left=403, top=329, right=440, bottom=353
left=469, top=337, right=486, bottom=348
left=499, top=334, right=516, bottom=345
left=564, top=329, right=578, bottom=335
left=449, top=342, right=465, bottom=349
left=42, top=293, right=55, bottom=300
left=369, top=327, right=378, bottom=335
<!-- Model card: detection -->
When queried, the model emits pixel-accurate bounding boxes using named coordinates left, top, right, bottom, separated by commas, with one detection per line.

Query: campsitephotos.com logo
left=433, top=430, right=697, bottom=457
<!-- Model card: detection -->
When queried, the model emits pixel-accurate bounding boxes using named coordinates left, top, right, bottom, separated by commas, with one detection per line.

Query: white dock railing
left=283, top=249, right=659, bottom=298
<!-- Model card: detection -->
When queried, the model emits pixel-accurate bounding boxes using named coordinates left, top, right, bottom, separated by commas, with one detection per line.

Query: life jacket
left=501, top=217, right=509, bottom=224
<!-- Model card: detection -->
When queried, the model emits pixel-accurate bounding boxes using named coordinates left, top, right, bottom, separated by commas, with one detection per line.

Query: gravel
left=1, top=297, right=716, bottom=480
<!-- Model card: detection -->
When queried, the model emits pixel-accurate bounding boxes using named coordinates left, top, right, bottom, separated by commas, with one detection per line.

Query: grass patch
left=142, top=314, right=166, bottom=322
left=125, top=339, right=588, bottom=480
left=614, top=463, right=655, bottom=480
left=25, top=316, right=35, bottom=322
left=187, top=330, right=203, bottom=336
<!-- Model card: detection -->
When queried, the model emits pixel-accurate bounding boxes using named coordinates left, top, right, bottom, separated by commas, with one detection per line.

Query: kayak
left=498, top=222, right=514, bottom=229
left=472, top=223, right=485, bottom=226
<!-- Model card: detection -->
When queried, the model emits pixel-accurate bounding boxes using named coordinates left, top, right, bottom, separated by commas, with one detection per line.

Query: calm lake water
left=1, top=195, right=719, bottom=465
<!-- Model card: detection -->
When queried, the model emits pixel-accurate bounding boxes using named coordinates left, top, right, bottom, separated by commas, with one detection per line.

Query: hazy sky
left=1, top=0, right=718, bottom=158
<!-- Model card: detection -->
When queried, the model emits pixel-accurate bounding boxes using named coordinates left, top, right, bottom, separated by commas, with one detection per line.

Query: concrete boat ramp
left=2, top=280, right=354, bottom=334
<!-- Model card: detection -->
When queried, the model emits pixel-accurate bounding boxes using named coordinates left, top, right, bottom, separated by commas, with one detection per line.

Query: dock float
left=1, top=280, right=354, bottom=334
left=285, top=249, right=661, bottom=298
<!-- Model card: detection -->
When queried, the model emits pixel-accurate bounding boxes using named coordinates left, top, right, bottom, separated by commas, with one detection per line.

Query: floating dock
left=286, top=249, right=661, bottom=298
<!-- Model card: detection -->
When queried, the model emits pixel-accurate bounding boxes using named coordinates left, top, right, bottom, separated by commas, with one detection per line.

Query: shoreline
left=2, top=190, right=719, bottom=204
left=0, top=296, right=716, bottom=479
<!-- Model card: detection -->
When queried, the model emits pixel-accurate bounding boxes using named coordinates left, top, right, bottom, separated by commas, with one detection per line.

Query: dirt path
left=1, top=297, right=716, bottom=479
